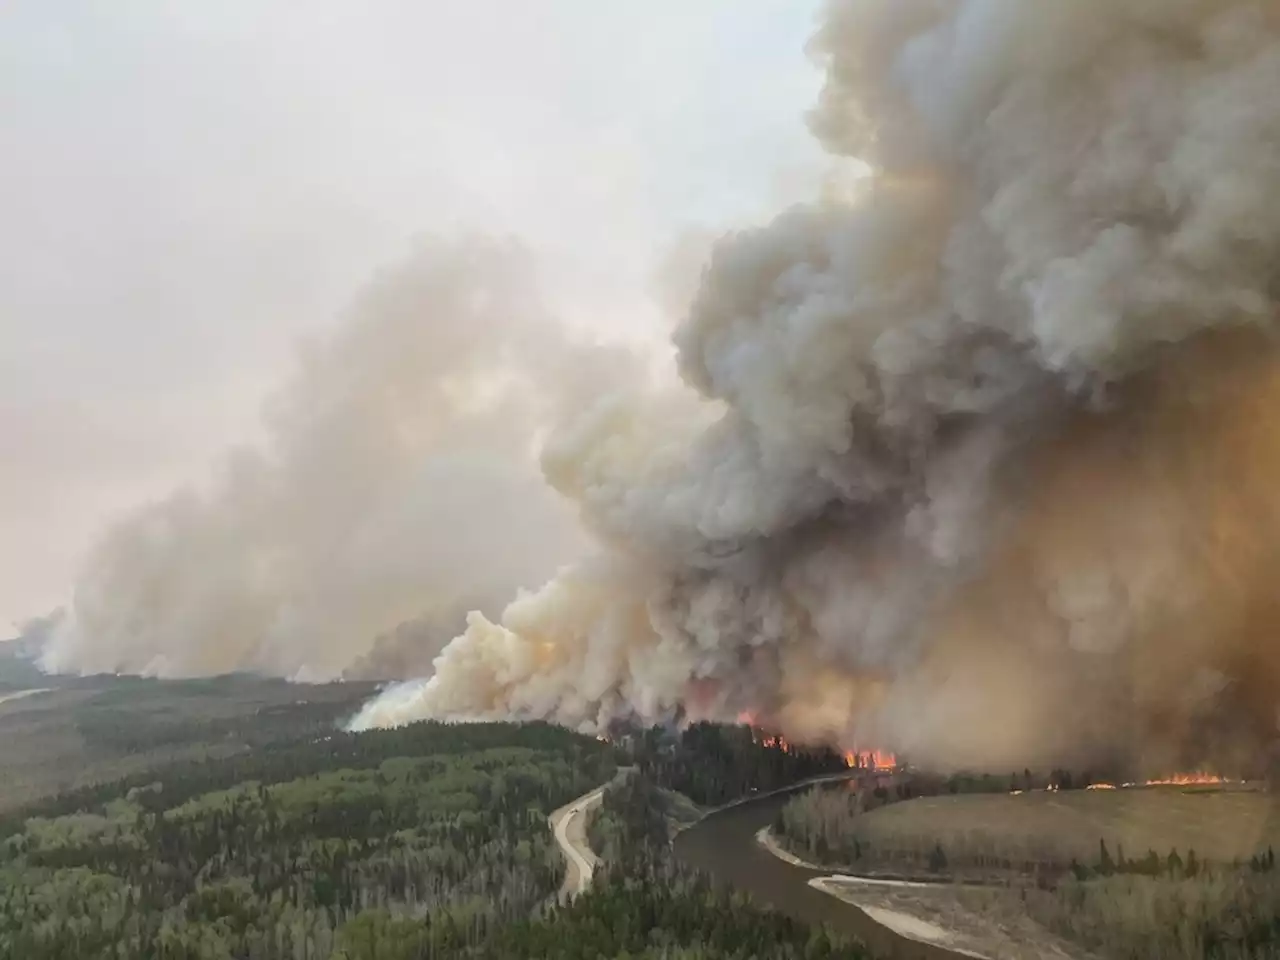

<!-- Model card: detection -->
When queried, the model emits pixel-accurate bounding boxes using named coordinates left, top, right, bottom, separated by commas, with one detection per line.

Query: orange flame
left=738, top=719, right=894, bottom=767
left=739, top=721, right=793, bottom=752
left=1083, top=773, right=1236, bottom=791
left=843, top=749, right=897, bottom=771
left=1143, top=772, right=1231, bottom=787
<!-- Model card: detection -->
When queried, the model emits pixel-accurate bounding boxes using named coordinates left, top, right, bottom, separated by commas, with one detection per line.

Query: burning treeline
left=352, top=0, right=1280, bottom=779
left=41, top=1, right=1280, bottom=778
left=597, top=719, right=897, bottom=773
left=735, top=711, right=897, bottom=772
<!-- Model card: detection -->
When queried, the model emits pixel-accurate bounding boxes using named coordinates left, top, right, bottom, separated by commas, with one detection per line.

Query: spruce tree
left=1098, top=839, right=1115, bottom=875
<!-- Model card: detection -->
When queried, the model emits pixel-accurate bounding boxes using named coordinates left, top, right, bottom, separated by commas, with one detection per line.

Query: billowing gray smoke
left=40, top=238, right=643, bottom=680
left=352, top=0, right=1280, bottom=775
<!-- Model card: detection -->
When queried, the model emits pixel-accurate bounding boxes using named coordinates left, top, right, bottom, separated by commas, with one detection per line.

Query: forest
left=0, top=709, right=865, bottom=960
left=0, top=721, right=613, bottom=959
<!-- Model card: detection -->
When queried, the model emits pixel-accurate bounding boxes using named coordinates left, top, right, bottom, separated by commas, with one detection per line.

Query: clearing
left=851, top=785, right=1279, bottom=869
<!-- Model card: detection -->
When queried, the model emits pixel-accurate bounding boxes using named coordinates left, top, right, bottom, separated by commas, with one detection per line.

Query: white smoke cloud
left=40, top=237, right=647, bottom=680
left=352, top=0, right=1280, bottom=773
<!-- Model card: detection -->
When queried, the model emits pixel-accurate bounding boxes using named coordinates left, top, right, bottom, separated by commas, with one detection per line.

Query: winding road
left=547, top=769, right=976, bottom=957
left=548, top=787, right=606, bottom=901
left=548, top=768, right=633, bottom=903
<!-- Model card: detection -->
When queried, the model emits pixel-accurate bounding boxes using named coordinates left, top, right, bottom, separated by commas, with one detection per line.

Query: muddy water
left=672, top=790, right=965, bottom=960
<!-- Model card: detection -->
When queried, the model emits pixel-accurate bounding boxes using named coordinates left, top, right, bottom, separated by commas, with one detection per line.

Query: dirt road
left=0, top=688, right=50, bottom=707
left=548, top=787, right=607, bottom=902
left=548, top=768, right=633, bottom=903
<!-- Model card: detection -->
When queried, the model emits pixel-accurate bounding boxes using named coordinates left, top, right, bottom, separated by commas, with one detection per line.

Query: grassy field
left=851, top=786, right=1280, bottom=870
left=0, top=671, right=379, bottom=812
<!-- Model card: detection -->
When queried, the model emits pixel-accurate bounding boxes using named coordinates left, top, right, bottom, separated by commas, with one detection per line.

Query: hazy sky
left=0, top=2, right=827, bottom=633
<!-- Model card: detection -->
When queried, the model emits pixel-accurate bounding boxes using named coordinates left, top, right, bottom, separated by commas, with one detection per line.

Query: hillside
left=0, top=680, right=868, bottom=960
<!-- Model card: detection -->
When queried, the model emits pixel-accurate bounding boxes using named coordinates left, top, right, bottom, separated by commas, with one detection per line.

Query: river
left=672, top=788, right=967, bottom=960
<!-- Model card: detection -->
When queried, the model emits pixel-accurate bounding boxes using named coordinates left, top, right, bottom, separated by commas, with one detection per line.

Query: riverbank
left=758, top=826, right=1036, bottom=886
left=809, top=877, right=994, bottom=960
left=674, top=788, right=969, bottom=959
left=756, top=827, right=986, bottom=957
left=811, top=877, right=1090, bottom=960
left=757, top=825, right=1084, bottom=960
left=757, top=826, right=939, bottom=886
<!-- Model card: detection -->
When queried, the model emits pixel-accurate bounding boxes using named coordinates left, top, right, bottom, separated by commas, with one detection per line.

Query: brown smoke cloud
left=351, top=0, right=1280, bottom=775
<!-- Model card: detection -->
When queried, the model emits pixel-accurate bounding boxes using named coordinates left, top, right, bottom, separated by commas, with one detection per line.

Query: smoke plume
left=40, top=238, right=643, bottom=680
left=352, top=0, right=1280, bottom=775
